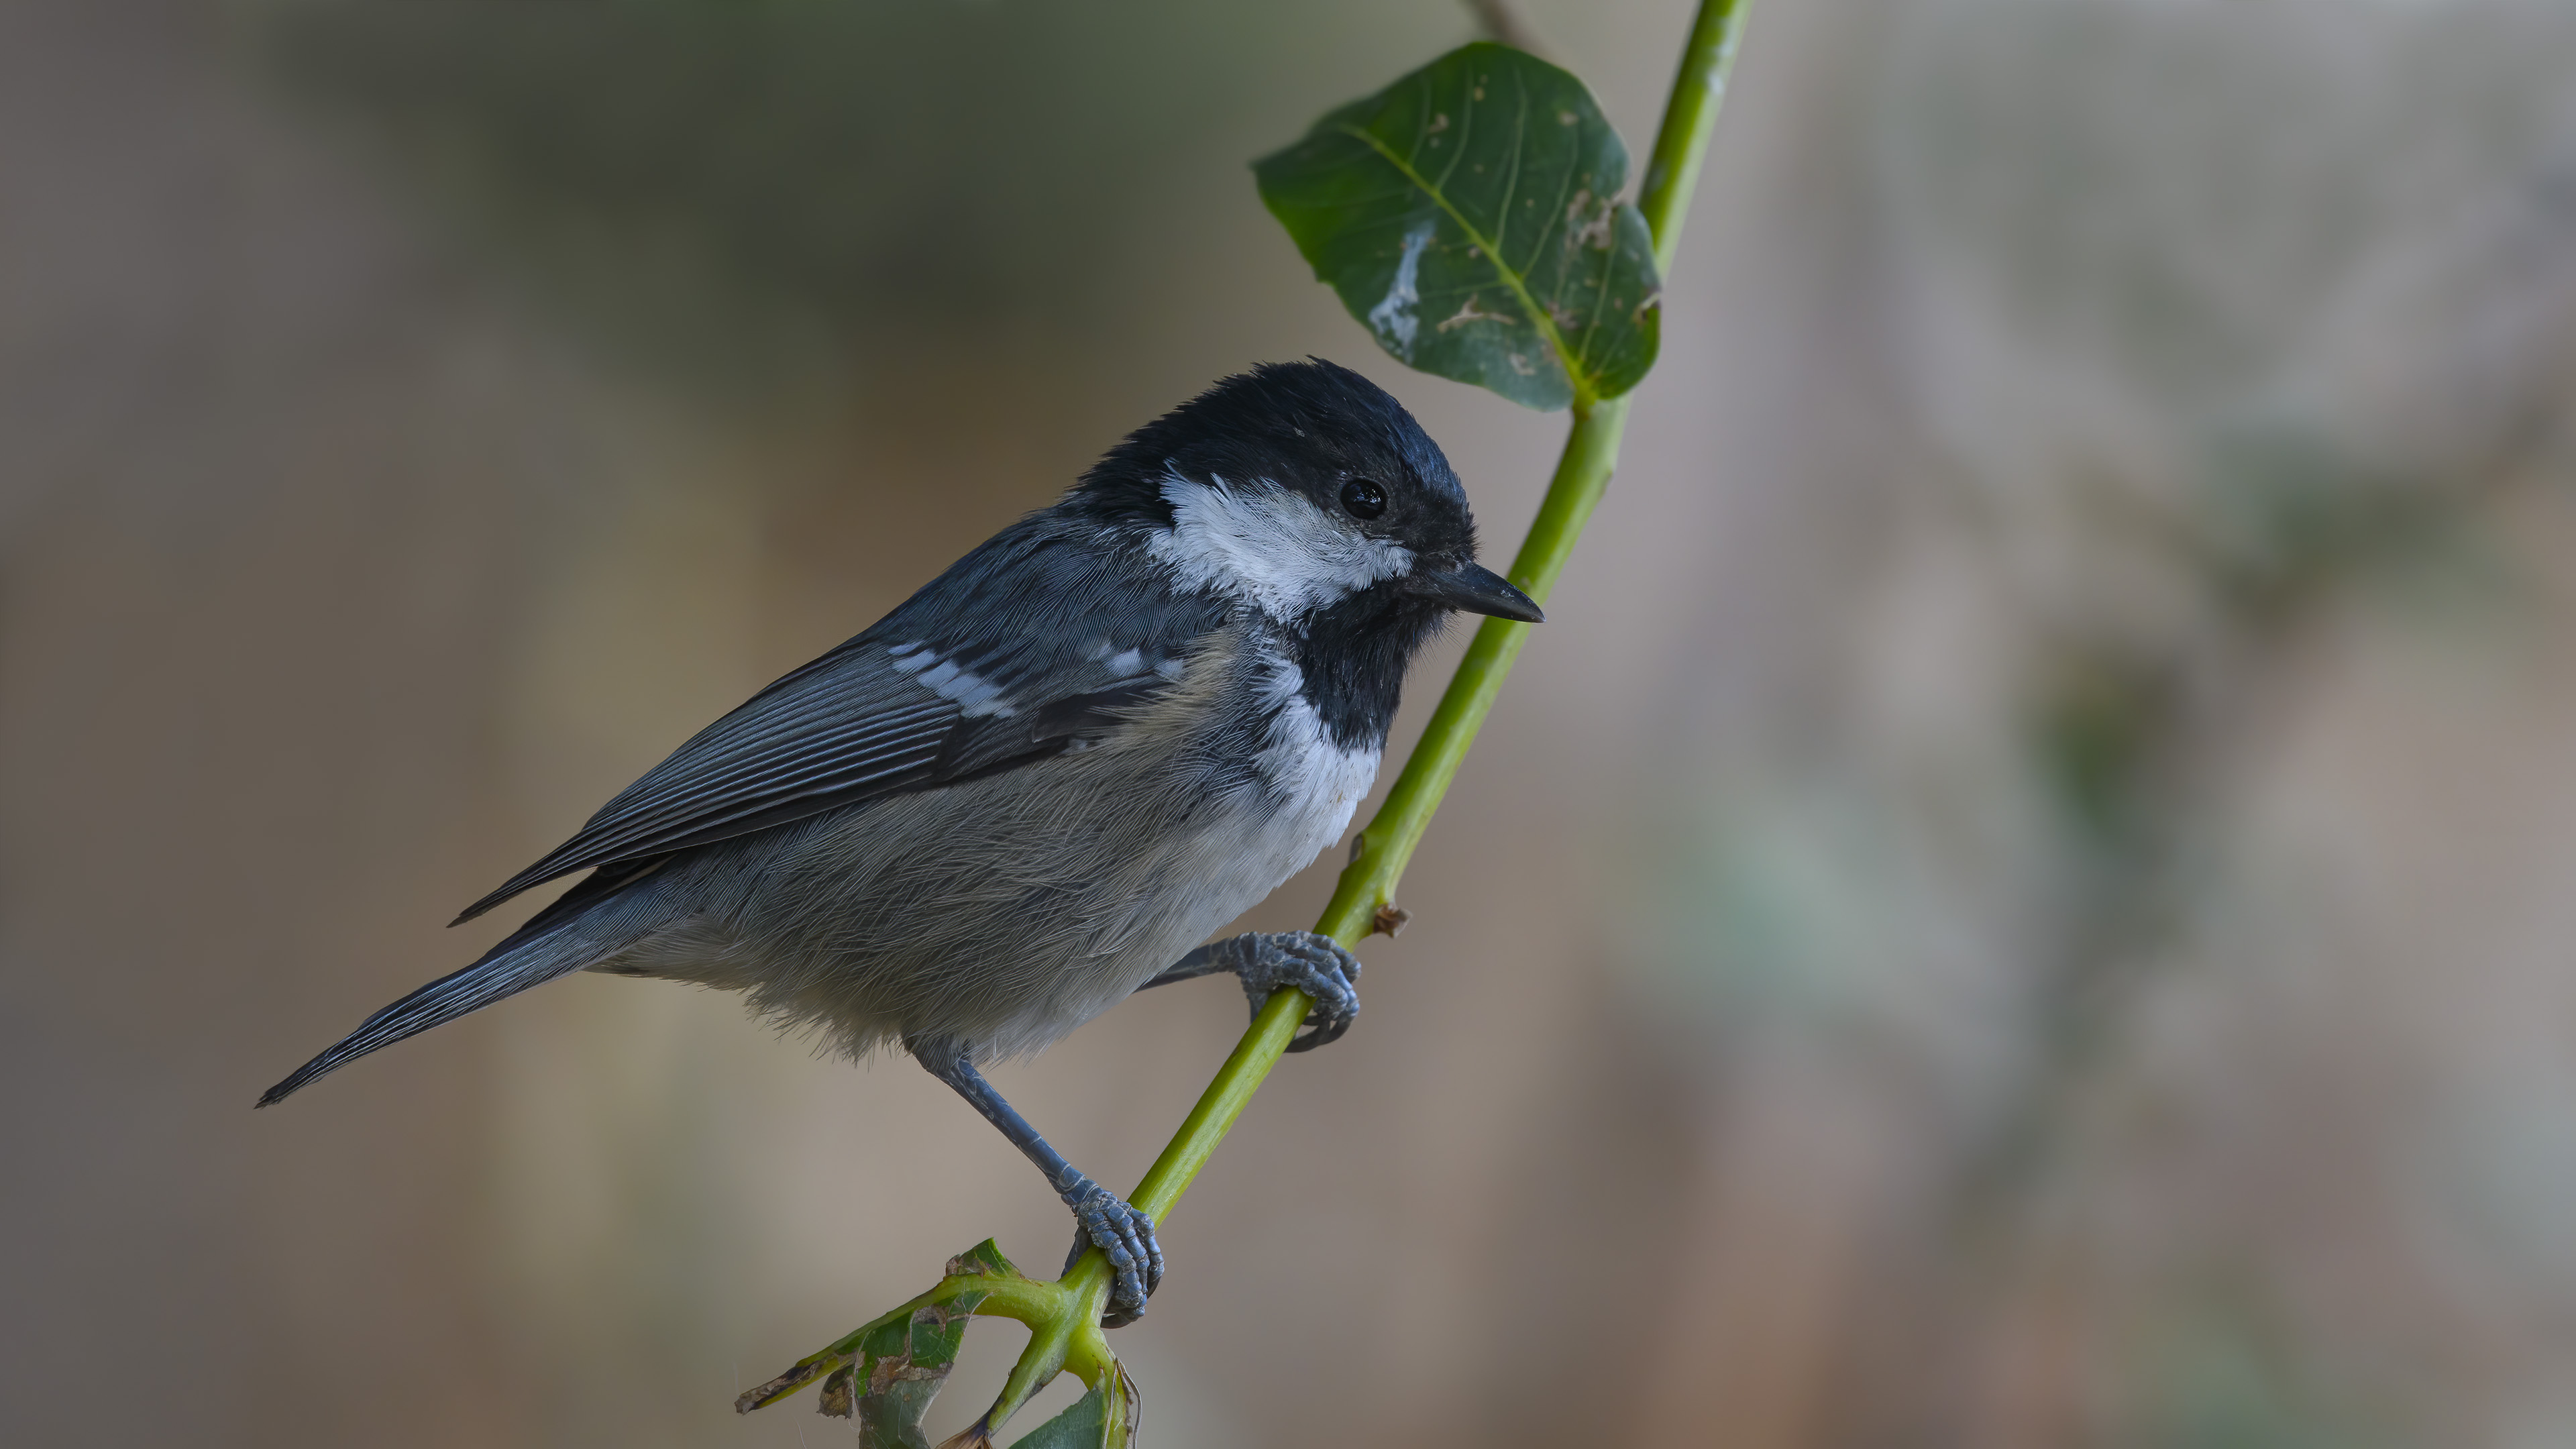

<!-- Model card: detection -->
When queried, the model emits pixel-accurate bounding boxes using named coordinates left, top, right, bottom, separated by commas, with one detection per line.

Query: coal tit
left=260, top=359, right=1542, bottom=1324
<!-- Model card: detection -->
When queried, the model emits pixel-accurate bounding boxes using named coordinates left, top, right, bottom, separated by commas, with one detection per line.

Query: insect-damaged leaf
left=736, top=1240, right=1022, bottom=1436
left=836, top=1295, right=982, bottom=1448
left=1254, top=42, right=1662, bottom=411
left=944, top=1238, right=1019, bottom=1279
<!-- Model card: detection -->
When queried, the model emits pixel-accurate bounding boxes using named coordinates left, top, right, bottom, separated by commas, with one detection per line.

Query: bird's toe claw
left=1059, top=1175, right=1162, bottom=1328
left=1232, top=930, right=1362, bottom=1052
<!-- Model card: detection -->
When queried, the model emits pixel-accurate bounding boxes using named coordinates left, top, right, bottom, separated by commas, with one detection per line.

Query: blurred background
left=7, top=0, right=2576, bottom=1444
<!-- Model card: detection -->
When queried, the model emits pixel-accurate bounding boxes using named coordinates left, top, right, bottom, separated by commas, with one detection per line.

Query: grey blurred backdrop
left=9, top=0, right=2576, bottom=1444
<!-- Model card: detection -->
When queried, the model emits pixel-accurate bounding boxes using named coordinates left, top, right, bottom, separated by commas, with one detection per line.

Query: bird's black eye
left=1340, top=478, right=1387, bottom=520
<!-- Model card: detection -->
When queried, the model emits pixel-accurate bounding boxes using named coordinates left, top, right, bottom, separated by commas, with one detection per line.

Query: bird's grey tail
left=258, top=918, right=608, bottom=1108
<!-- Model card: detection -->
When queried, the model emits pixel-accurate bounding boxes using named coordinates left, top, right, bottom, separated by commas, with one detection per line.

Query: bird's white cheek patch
left=1146, top=472, right=1415, bottom=619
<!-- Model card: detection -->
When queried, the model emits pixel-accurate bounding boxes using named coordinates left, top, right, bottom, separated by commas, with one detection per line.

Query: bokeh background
left=9, top=0, right=2576, bottom=1444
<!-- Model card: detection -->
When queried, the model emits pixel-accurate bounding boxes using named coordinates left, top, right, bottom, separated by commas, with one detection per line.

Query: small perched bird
left=260, top=359, right=1540, bottom=1324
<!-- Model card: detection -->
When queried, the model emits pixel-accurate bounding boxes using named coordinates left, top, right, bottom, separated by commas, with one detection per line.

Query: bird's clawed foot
left=1218, top=930, right=1363, bottom=1051
left=1057, top=1171, right=1163, bottom=1328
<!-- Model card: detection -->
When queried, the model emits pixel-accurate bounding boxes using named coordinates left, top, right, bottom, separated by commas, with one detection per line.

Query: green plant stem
left=1063, top=0, right=1753, bottom=1293
left=1640, top=0, right=1748, bottom=277
left=748, top=3, right=1758, bottom=1428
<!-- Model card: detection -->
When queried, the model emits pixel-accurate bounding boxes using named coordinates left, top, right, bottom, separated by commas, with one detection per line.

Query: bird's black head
left=1070, top=359, right=1542, bottom=629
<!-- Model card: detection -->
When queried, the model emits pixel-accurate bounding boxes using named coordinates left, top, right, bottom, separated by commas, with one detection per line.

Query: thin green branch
left=1641, top=0, right=1749, bottom=278
left=1081, top=0, right=1753, bottom=1277
left=752, top=3, right=1756, bottom=1431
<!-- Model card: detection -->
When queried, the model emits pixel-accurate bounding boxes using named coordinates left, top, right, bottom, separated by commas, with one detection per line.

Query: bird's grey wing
left=454, top=533, right=1224, bottom=924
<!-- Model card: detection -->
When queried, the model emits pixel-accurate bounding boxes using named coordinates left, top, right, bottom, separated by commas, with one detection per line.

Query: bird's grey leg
left=908, top=1035, right=1163, bottom=1326
left=1138, top=930, right=1363, bottom=1053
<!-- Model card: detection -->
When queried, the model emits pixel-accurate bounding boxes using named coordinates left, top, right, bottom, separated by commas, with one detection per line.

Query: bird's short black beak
left=1413, top=562, right=1545, bottom=623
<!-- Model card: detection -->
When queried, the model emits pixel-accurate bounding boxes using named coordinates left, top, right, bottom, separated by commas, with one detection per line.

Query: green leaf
left=737, top=1240, right=1036, bottom=1428
left=1007, top=1362, right=1138, bottom=1449
left=1254, top=42, right=1662, bottom=411
left=835, top=1297, right=981, bottom=1448
left=858, top=1371, right=943, bottom=1449
left=945, top=1239, right=1020, bottom=1279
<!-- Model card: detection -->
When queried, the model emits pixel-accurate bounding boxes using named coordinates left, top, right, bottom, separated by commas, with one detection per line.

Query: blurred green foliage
left=2126, top=1301, right=2380, bottom=1449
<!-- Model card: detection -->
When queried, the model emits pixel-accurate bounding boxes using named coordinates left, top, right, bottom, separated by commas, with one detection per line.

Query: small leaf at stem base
left=1006, top=1361, right=1140, bottom=1448
left=820, top=1363, right=858, bottom=1418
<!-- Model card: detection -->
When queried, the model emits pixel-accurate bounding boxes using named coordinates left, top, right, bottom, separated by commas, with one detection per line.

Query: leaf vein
left=1332, top=121, right=1588, bottom=402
